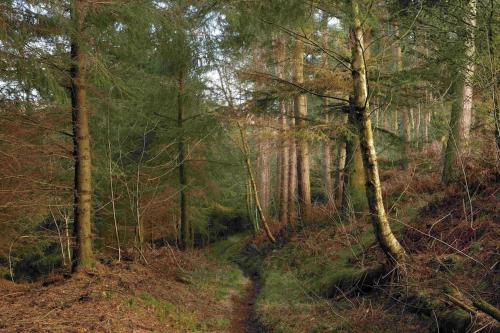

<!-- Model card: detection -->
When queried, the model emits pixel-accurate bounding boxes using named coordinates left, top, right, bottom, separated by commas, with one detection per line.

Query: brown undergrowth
left=254, top=163, right=499, bottom=332
left=0, top=247, right=247, bottom=332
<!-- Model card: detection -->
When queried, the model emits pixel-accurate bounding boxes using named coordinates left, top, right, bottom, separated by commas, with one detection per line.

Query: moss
left=253, top=224, right=391, bottom=332
left=403, top=291, right=472, bottom=333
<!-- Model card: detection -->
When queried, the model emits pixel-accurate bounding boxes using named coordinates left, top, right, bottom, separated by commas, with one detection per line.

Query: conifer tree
left=442, top=0, right=478, bottom=184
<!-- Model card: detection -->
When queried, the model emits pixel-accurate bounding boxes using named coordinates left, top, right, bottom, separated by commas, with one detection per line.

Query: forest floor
left=248, top=166, right=499, bottom=333
left=0, top=242, right=252, bottom=333
left=0, top=166, right=499, bottom=333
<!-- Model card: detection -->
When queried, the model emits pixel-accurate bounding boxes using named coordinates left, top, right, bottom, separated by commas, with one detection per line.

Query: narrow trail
left=231, top=273, right=268, bottom=333
left=227, top=240, right=273, bottom=333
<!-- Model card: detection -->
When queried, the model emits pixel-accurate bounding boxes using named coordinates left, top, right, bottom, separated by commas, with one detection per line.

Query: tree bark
left=322, top=110, right=334, bottom=204
left=335, top=113, right=349, bottom=206
left=70, top=0, right=93, bottom=272
left=288, top=102, right=297, bottom=224
left=402, top=109, right=411, bottom=169
left=393, top=21, right=410, bottom=169
left=177, top=71, right=190, bottom=249
left=415, top=104, right=421, bottom=148
left=321, top=16, right=334, bottom=205
left=341, top=113, right=367, bottom=215
left=350, top=0, right=406, bottom=264
left=293, top=38, right=311, bottom=221
left=442, top=0, right=477, bottom=184
left=487, top=0, right=500, bottom=161
left=274, top=36, right=289, bottom=224
left=256, top=126, right=271, bottom=218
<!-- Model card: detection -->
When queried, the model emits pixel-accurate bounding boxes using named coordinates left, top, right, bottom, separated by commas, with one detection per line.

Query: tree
left=442, top=0, right=478, bottom=184
left=70, top=0, right=94, bottom=271
left=293, top=38, right=312, bottom=221
left=350, top=0, right=406, bottom=264
left=320, top=15, right=334, bottom=206
left=274, top=36, right=289, bottom=224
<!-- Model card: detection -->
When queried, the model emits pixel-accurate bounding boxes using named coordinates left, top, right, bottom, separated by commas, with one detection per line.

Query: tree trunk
left=177, top=71, right=190, bottom=249
left=274, top=36, right=289, bottom=224
left=415, top=104, right=421, bottom=148
left=256, top=126, right=271, bottom=218
left=341, top=113, right=367, bottom=215
left=487, top=0, right=500, bottom=160
left=402, top=110, right=411, bottom=169
left=320, top=17, right=334, bottom=205
left=238, top=123, right=276, bottom=243
left=70, top=0, right=93, bottom=272
left=350, top=0, right=406, bottom=264
left=393, top=21, right=410, bottom=170
left=293, top=38, right=311, bottom=221
left=322, top=110, right=334, bottom=205
left=335, top=113, right=349, bottom=206
left=288, top=102, right=297, bottom=224
left=442, top=0, right=477, bottom=184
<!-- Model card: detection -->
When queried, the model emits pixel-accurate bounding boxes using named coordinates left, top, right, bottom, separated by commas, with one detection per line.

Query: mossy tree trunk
left=350, top=0, right=406, bottom=264
left=341, top=114, right=368, bottom=216
left=70, top=0, right=94, bottom=272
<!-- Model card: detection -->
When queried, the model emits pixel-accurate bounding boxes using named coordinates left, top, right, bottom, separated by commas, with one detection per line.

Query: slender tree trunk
left=252, top=48, right=272, bottom=219
left=341, top=22, right=368, bottom=216
left=442, top=0, right=477, bottom=184
left=415, top=104, right=421, bottom=148
left=402, top=110, right=411, bottom=169
left=350, top=0, right=406, bottom=264
left=394, top=110, right=399, bottom=133
left=256, top=126, right=271, bottom=218
left=177, top=71, right=190, bottom=249
left=293, top=38, right=311, bottom=221
left=322, top=110, right=334, bottom=204
left=246, top=177, right=259, bottom=234
left=335, top=113, right=349, bottom=206
left=320, top=15, right=334, bottom=205
left=487, top=0, right=500, bottom=160
left=274, top=36, right=289, bottom=224
left=393, top=21, right=410, bottom=170
left=70, top=0, right=93, bottom=272
left=288, top=102, right=297, bottom=224
left=238, top=123, right=276, bottom=243
left=107, top=115, right=121, bottom=262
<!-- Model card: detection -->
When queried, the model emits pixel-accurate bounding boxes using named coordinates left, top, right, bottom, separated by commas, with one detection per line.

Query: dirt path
left=230, top=274, right=270, bottom=333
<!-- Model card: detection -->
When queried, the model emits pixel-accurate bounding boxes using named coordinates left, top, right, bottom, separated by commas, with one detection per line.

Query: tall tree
left=288, top=102, right=298, bottom=224
left=70, top=0, right=93, bottom=271
left=442, top=0, right=477, bottom=184
left=177, top=70, right=190, bottom=249
left=350, top=0, right=406, bottom=264
left=293, top=38, right=311, bottom=221
left=392, top=21, right=411, bottom=169
left=320, top=15, right=334, bottom=205
left=274, top=36, right=289, bottom=224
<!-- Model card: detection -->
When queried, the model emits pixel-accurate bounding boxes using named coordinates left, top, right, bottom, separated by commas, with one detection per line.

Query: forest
left=0, top=0, right=499, bottom=332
